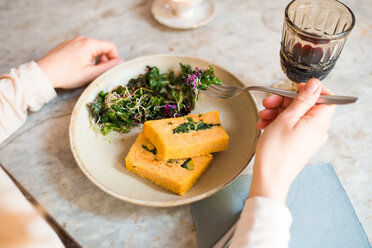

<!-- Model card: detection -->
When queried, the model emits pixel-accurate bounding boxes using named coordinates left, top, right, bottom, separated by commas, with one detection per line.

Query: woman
left=0, top=36, right=335, bottom=247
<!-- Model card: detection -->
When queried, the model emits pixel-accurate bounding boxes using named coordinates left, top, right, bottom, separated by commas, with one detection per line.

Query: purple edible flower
left=186, top=68, right=202, bottom=91
left=130, top=114, right=140, bottom=120
left=164, top=104, right=178, bottom=117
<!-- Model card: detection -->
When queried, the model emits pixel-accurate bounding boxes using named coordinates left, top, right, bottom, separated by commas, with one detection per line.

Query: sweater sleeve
left=0, top=167, right=64, bottom=248
left=0, top=61, right=57, bottom=144
left=0, top=62, right=63, bottom=247
left=229, top=197, right=292, bottom=248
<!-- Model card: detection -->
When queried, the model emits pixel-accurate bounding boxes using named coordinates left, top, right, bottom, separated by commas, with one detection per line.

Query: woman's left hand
left=37, top=36, right=123, bottom=89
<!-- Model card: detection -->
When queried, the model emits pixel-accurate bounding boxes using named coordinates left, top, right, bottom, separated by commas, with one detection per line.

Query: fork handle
left=248, top=86, right=358, bottom=105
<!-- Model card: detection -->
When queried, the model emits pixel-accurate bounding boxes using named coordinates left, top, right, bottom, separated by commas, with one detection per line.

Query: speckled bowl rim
left=69, top=54, right=260, bottom=207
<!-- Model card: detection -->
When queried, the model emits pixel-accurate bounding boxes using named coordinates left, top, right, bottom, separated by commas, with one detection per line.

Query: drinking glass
left=280, top=0, right=355, bottom=85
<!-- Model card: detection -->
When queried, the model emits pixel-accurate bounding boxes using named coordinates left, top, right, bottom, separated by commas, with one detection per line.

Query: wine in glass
left=280, top=0, right=355, bottom=88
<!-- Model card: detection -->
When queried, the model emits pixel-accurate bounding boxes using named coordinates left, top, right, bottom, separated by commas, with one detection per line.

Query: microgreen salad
left=88, top=63, right=222, bottom=135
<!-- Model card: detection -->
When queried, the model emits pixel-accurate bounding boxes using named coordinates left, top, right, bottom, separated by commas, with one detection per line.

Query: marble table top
left=0, top=0, right=371, bottom=247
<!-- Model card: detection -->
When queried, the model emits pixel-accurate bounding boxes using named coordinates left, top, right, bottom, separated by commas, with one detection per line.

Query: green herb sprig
left=180, top=158, right=195, bottom=170
left=142, top=145, right=157, bottom=155
left=172, top=117, right=221, bottom=134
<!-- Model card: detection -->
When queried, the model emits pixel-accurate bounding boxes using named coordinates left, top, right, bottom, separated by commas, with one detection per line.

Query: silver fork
left=202, top=84, right=358, bottom=105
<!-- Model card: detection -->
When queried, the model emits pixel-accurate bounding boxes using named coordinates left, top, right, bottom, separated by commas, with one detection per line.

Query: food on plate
left=142, top=111, right=229, bottom=160
left=125, top=133, right=213, bottom=196
left=88, top=64, right=222, bottom=135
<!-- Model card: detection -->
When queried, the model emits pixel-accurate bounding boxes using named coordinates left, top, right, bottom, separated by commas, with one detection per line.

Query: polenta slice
left=142, top=111, right=229, bottom=160
left=125, top=133, right=213, bottom=196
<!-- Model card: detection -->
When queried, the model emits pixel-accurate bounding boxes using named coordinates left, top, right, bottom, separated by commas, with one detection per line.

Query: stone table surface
left=0, top=0, right=371, bottom=247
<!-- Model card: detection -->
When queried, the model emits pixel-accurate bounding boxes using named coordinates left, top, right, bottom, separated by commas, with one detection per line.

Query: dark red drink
left=280, top=42, right=337, bottom=83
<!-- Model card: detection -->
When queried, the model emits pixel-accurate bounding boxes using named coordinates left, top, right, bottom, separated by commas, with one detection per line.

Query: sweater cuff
left=229, top=196, right=292, bottom=248
left=11, top=61, right=57, bottom=112
left=244, top=196, right=292, bottom=226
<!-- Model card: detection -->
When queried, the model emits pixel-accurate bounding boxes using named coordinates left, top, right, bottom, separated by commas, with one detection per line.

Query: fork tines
left=202, top=84, right=240, bottom=99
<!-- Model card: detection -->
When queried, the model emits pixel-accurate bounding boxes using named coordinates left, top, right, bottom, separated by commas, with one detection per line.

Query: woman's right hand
left=249, top=78, right=336, bottom=204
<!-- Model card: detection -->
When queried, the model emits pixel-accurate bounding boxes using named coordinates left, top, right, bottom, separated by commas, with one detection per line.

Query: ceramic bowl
left=69, top=54, right=260, bottom=207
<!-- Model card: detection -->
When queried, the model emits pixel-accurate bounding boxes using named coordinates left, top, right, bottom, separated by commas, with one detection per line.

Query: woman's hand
left=37, top=36, right=123, bottom=89
left=249, top=79, right=336, bottom=204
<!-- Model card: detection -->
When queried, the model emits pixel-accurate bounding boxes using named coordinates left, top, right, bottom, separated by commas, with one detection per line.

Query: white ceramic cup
left=163, top=0, right=202, bottom=17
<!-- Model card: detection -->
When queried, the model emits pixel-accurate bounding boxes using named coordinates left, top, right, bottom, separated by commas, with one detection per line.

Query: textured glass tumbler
left=280, top=0, right=355, bottom=83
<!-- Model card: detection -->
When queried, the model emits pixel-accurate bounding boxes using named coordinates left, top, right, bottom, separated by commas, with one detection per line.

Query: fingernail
left=305, top=79, right=319, bottom=93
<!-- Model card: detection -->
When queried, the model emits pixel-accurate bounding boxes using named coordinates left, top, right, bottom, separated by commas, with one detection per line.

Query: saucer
left=151, top=0, right=216, bottom=30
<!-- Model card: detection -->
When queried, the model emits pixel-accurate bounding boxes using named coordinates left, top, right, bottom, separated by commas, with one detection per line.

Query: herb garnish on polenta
left=142, top=145, right=157, bottom=155
left=172, top=118, right=221, bottom=134
left=181, top=158, right=195, bottom=170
